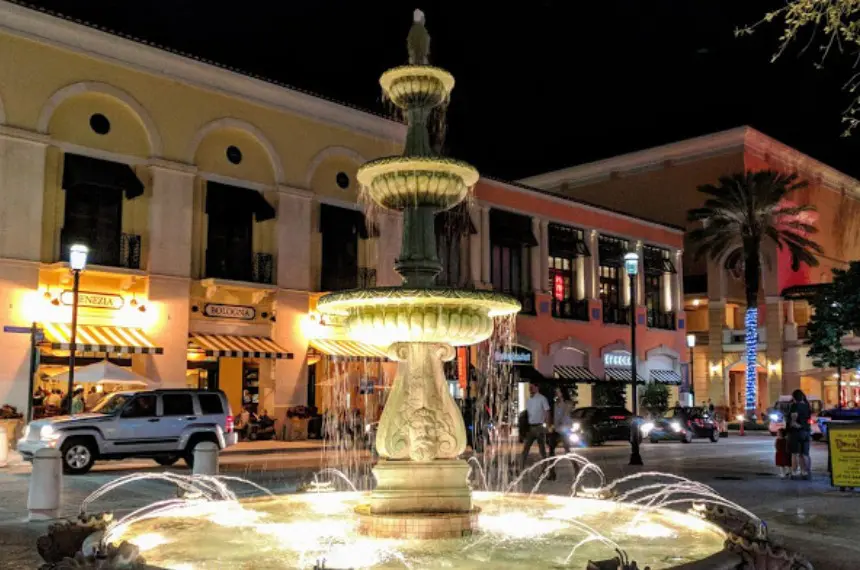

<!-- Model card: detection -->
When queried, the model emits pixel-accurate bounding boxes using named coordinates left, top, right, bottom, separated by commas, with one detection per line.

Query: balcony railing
left=602, top=304, right=630, bottom=325
left=647, top=310, right=675, bottom=330
left=206, top=249, right=274, bottom=284
left=552, top=298, right=589, bottom=321
left=60, top=229, right=141, bottom=270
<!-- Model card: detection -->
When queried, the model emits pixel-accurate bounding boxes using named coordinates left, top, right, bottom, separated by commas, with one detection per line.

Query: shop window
left=198, top=394, right=224, bottom=415
left=643, top=245, right=676, bottom=330
left=548, top=223, right=589, bottom=320
left=598, top=235, right=629, bottom=325
left=489, top=209, right=536, bottom=302
left=162, top=394, right=195, bottom=416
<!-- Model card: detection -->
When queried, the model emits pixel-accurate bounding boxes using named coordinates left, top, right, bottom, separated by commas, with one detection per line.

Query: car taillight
left=226, top=415, right=234, bottom=433
left=610, top=415, right=626, bottom=420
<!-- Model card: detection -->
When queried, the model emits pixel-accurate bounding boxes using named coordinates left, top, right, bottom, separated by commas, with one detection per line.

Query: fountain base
left=370, top=459, right=472, bottom=514
left=356, top=504, right=478, bottom=539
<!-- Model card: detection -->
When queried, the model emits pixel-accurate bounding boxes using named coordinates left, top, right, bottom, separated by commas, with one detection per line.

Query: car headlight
left=769, top=413, right=780, bottom=422
left=571, top=422, right=581, bottom=432
left=640, top=421, right=655, bottom=435
left=568, top=432, right=580, bottom=443
left=40, top=425, right=60, bottom=441
left=670, top=421, right=683, bottom=433
left=21, top=425, right=30, bottom=440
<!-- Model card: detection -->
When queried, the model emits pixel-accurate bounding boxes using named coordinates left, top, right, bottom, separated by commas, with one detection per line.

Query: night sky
left=22, top=0, right=860, bottom=181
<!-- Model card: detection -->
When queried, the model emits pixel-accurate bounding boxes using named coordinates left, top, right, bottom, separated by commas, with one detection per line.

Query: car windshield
left=91, top=393, right=133, bottom=414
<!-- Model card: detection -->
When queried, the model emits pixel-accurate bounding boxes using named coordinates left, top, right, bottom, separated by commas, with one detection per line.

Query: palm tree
left=688, top=170, right=822, bottom=415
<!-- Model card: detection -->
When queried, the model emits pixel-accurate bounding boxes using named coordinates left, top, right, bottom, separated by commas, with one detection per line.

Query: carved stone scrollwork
left=37, top=513, right=114, bottom=565
left=39, top=541, right=148, bottom=570
left=724, top=534, right=813, bottom=570
left=376, top=342, right=466, bottom=461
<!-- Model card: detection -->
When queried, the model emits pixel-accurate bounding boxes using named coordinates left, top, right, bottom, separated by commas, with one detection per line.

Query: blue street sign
left=3, top=325, right=32, bottom=334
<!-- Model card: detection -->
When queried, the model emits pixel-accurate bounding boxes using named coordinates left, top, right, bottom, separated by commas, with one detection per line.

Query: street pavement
left=0, top=433, right=856, bottom=569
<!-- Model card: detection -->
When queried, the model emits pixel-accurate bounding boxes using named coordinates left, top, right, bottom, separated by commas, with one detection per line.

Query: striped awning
left=650, top=369, right=682, bottom=385
left=188, top=333, right=292, bottom=359
left=40, top=323, right=163, bottom=354
left=605, top=367, right=646, bottom=383
left=553, top=365, right=600, bottom=382
left=309, top=339, right=388, bottom=361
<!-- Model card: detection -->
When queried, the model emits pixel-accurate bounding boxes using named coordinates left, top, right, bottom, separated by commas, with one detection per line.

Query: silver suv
left=18, top=389, right=237, bottom=474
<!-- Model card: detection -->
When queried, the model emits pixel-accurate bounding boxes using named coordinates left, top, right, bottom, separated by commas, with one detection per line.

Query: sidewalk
left=222, top=439, right=324, bottom=455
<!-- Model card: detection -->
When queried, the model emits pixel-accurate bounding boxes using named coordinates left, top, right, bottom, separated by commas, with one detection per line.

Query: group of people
left=519, top=383, right=575, bottom=476
left=32, top=386, right=104, bottom=416
left=774, top=389, right=814, bottom=480
left=234, top=407, right=276, bottom=441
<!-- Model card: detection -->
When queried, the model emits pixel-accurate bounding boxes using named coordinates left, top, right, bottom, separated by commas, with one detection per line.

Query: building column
left=531, top=217, right=542, bottom=293
left=0, top=132, right=48, bottom=261
left=468, top=204, right=481, bottom=287
left=585, top=230, right=599, bottom=300
left=708, top=299, right=727, bottom=407
left=148, top=162, right=195, bottom=277
left=670, top=249, right=683, bottom=314
left=144, top=275, right=191, bottom=389
left=276, top=186, right=313, bottom=291
left=765, top=296, right=784, bottom=405
left=273, top=289, right=310, bottom=415
left=480, top=206, right=490, bottom=286
left=539, top=219, right=550, bottom=293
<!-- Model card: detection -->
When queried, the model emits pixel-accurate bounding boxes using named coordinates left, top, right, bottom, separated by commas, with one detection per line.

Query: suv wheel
left=61, top=437, right=96, bottom=475
left=709, top=430, right=719, bottom=443
left=154, top=454, right=180, bottom=466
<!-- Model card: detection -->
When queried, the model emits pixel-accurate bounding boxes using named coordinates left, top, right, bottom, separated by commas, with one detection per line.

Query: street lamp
left=623, top=251, right=643, bottom=466
left=66, top=244, right=88, bottom=415
left=686, top=333, right=696, bottom=405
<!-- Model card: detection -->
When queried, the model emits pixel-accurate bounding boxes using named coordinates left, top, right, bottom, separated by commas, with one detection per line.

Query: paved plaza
left=0, top=434, right=855, bottom=569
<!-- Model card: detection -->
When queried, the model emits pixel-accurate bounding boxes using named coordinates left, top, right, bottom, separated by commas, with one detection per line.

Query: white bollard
left=192, top=441, right=219, bottom=476
left=28, top=448, right=61, bottom=521
left=0, top=429, right=8, bottom=468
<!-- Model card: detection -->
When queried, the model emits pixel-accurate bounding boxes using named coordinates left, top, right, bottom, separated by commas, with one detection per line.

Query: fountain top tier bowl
left=380, top=65, right=455, bottom=109
left=316, top=287, right=520, bottom=346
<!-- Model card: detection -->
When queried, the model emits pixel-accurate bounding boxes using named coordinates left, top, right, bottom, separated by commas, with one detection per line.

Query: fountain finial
left=407, top=9, right=430, bottom=64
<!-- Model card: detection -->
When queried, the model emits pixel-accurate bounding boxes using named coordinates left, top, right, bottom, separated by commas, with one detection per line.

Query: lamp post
left=623, top=251, right=643, bottom=466
left=66, top=244, right=88, bottom=415
left=686, top=333, right=696, bottom=405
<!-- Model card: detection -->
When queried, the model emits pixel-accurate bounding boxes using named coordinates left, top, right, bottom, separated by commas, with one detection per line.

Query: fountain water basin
left=109, top=492, right=729, bottom=569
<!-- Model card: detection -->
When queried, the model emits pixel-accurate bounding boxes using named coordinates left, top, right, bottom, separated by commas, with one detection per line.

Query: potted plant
left=0, top=404, right=24, bottom=450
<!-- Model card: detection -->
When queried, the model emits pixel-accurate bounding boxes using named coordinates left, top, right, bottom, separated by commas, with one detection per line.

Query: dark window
left=336, top=172, right=350, bottom=189
left=162, top=394, right=194, bottom=416
left=89, top=113, right=110, bottom=135
left=599, top=235, right=629, bottom=325
left=62, top=185, right=123, bottom=267
left=198, top=393, right=224, bottom=415
left=489, top=209, right=536, bottom=297
left=121, top=395, right=156, bottom=418
left=320, top=204, right=371, bottom=291
left=226, top=146, right=242, bottom=165
left=643, top=245, right=675, bottom=329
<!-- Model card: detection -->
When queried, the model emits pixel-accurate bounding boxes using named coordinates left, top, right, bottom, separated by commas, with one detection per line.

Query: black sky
left=22, top=0, right=860, bottom=181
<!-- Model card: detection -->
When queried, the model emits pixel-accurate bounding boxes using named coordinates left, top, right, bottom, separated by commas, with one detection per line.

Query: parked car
left=569, top=406, right=633, bottom=446
left=817, top=407, right=860, bottom=439
left=18, top=389, right=236, bottom=474
left=767, top=396, right=824, bottom=441
left=642, top=406, right=718, bottom=443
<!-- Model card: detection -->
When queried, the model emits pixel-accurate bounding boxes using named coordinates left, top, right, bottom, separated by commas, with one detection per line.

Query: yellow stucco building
left=0, top=2, right=405, bottom=417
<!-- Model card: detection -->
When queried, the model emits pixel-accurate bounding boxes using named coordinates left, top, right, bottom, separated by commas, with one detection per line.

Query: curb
left=221, top=442, right=325, bottom=456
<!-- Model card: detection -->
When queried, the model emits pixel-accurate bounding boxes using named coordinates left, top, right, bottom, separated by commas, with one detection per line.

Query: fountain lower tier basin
left=110, top=492, right=728, bottom=569
left=316, top=287, right=520, bottom=346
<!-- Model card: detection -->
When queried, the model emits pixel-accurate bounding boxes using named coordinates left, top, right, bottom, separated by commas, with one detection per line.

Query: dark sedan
left=643, top=407, right=719, bottom=444
left=569, top=406, right=633, bottom=446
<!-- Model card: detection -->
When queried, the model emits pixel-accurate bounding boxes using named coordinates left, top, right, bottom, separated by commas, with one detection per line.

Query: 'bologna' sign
left=60, top=291, right=124, bottom=310
left=203, top=304, right=256, bottom=320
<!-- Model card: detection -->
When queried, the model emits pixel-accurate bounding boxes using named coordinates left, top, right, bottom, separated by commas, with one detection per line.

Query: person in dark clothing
left=254, top=409, right=276, bottom=441
left=788, top=389, right=812, bottom=479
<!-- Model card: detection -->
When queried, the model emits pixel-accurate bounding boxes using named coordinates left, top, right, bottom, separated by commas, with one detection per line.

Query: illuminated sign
left=60, top=291, right=124, bottom=310
left=494, top=344, right=533, bottom=366
left=553, top=274, right=564, bottom=302
left=203, top=304, right=256, bottom=320
left=457, top=347, right=468, bottom=390
left=604, top=352, right=631, bottom=367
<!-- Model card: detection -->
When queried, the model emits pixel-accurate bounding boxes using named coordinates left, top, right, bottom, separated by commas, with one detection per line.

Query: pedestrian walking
left=547, top=386, right=576, bottom=480
left=519, top=383, right=550, bottom=471
left=775, top=428, right=791, bottom=478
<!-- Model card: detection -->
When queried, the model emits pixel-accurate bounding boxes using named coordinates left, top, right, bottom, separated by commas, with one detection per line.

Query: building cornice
left=518, top=126, right=860, bottom=197
left=0, top=1, right=406, bottom=144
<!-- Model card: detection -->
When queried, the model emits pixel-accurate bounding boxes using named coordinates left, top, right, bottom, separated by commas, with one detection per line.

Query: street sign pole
left=26, top=322, right=40, bottom=422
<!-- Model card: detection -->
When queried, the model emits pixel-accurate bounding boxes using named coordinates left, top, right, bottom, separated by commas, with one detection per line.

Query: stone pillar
left=765, top=297, right=784, bottom=405
left=708, top=300, right=726, bottom=406
left=0, top=132, right=47, bottom=262
left=273, top=289, right=309, bottom=415
left=28, top=448, right=61, bottom=521
left=783, top=343, right=802, bottom=394
left=145, top=275, right=191, bottom=389
left=276, top=186, right=312, bottom=291
left=468, top=204, right=481, bottom=287
left=480, top=206, right=490, bottom=286
left=148, top=162, right=195, bottom=277
left=530, top=217, right=542, bottom=293
left=672, top=249, right=683, bottom=314
left=377, top=211, right=403, bottom=287
left=585, top=230, right=599, bottom=300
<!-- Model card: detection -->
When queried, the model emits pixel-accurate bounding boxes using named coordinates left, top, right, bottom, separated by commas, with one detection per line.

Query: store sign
left=829, top=423, right=860, bottom=488
left=494, top=344, right=533, bottom=366
left=604, top=352, right=631, bottom=367
left=204, top=303, right=256, bottom=320
left=61, top=291, right=124, bottom=310
left=457, top=347, right=468, bottom=390
left=553, top=274, right=564, bottom=302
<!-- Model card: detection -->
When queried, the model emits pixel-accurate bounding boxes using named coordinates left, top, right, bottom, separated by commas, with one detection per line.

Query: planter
left=0, top=418, right=24, bottom=450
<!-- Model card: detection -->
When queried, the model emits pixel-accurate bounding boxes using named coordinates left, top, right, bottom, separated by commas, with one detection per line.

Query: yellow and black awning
left=188, top=333, right=292, bottom=359
left=40, top=323, right=163, bottom=354
left=309, top=339, right=388, bottom=361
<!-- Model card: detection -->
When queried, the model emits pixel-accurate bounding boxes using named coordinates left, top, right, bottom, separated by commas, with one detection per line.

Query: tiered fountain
left=43, top=11, right=812, bottom=570
left=315, top=8, right=520, bottom=539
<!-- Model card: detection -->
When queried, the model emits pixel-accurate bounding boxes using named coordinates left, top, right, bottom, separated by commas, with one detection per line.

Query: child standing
left=775, top=428, right=791, bottom=478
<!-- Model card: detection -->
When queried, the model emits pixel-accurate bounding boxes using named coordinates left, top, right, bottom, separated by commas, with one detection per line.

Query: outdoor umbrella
left=52, top=360, right=149, bottom=387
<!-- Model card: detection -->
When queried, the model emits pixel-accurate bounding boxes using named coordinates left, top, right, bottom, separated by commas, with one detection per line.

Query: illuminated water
left=108, top=491, right=728, bottom=569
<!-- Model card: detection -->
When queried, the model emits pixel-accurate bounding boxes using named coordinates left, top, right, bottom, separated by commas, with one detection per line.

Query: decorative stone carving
left=37, top=513, right=114, bottom=564
left=376, top=342, right=464, bottom=461
left=39, top=541, right=147, bottom=570
left=725, top=534, right=813, bottom=570
left=586, top=550, right=647, bottom=570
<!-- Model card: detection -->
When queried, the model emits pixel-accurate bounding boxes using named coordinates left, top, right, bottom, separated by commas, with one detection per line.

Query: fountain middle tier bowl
left=380, top=65, right=456, bottom=109
left=111, top=492, right=729, bottom=569
left=357, top=156, right=479, bottom=211
left=316, top=287, right=520, bottom=346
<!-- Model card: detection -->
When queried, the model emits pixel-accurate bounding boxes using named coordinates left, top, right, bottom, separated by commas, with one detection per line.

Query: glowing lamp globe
left=69, top=244, right=89, bottom=271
